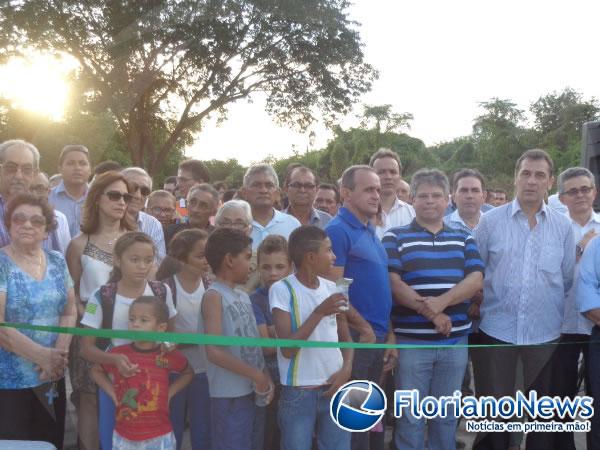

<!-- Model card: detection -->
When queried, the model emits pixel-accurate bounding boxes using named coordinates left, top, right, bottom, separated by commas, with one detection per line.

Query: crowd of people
left=0, top=139, right=599, bottom=450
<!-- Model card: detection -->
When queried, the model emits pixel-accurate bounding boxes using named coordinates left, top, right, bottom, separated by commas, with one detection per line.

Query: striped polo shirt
left=382, top=219, right=484, bottom=342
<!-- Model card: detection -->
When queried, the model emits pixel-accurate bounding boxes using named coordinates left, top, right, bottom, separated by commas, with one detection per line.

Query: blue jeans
left=98, top=387, right=116, bottom=450
left=278, top=385, right=350, bottom=450
left=169, top=372, right=211, bottom=450
left=211, top=394, right=256, bottom=450
left=350, top=336, right=385, bottom=450
left=394, top=337, right=468, bottom=450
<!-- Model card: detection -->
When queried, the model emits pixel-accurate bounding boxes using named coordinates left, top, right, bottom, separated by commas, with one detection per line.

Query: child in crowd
left=80, top=232, right=178, bottom=450
left=201, top=227, right=273, bottom=450
left=91, top=296, right=193, bottom=450
left=156, top=229, right=212, bottom=450
left=251, top=235, right=292, bottom=450
left=269, top=225, right=353, bottom=450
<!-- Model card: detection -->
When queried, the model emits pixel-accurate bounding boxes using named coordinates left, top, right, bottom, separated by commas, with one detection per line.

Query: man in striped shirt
left=383, top=168, right=484, bottom=450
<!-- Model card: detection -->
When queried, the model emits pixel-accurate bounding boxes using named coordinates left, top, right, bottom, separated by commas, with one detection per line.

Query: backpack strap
left=149, top=280, right=168, bottom=304
left=162, top=276, right=177, bottom=308
left=97, top=282, right=118, bottom=351
left=282, top=279, right=301, bottom=333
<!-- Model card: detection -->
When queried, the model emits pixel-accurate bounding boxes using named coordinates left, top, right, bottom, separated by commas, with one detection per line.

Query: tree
left=1, top=0, right=377, bottom=175
left=472, top=98, right=532, bottom=176
left=530, top=88, right=599, bottom=151
left=360, top=104, right=413, bottom=134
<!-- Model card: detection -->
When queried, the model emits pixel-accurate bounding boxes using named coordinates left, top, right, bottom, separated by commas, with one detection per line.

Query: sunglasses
left=12, top=212, right=46, bottom=228
left=104, top=191, right=133, bottom=203
left=131, top=183, right=151, bottom=197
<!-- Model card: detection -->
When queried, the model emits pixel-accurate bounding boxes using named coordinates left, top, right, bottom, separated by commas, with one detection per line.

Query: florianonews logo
left=330, top=380, right=387, bottom=432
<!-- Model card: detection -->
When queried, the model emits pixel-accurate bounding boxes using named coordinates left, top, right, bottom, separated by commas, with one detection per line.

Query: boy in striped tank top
left=269, top=226, right=353, bottom=450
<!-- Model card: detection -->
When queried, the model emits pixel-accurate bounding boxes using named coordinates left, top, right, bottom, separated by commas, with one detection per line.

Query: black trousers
left=552, top=333, right=590, bottom=450
left=472, top=331, right=557, bottom=450
left=350, top=342, right=385, bottom=450
left=0, top=377, right=67, bottom=449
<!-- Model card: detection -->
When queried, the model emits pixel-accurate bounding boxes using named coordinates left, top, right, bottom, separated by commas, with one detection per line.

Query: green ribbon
left=0, top=322, right=575, bottom=349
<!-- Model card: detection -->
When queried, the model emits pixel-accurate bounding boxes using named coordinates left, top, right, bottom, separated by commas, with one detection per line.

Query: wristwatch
left=576, top=244, right=584, bottom=258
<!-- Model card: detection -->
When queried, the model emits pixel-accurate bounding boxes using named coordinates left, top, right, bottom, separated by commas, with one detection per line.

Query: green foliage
left=1, top=0, right=376, bottom=175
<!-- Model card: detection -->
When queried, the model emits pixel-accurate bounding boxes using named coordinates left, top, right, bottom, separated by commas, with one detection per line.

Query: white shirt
left=375, top=197, right=415, bottom=239
left=563, top=211, right=600, bottom=335
left=269, top=274, right=343, bottom=386
left=443, top=209, right=481, bottom=234
left=81, top=282, right=177, bottom=347
left=173, top=275, right=208, bottom=373
left=251, top=208, right=301, bottom=250
left=51, top=210, right=72, bottom=254
left=548, top=193, right=568, bottom=214
left=137, top=211, right=167, bottom=262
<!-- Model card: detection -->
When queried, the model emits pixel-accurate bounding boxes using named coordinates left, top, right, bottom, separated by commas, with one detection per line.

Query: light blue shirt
left=443, top=209, right=481, bottom=235
left=577, top=232, right=600, bottom=319
left=250, top=208, right=301, bottom=250
left=48, top=181, right=88, bottom=237
left=282, top=206, right=332, bottom=230
left=474, top=199, right=575, bottom=344
left=137, top=211, right=166, bottom=262
left=564, top=211, right=600, bottom=335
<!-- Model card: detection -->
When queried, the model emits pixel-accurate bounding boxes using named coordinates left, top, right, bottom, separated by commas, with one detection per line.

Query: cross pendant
left=45, top=384, right=58, bottom=406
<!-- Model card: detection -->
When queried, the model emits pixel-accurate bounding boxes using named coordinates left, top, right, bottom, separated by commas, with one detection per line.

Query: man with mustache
left=0, top=139, right=69, bottom=252
left=444, top=169, right=486, bottom=234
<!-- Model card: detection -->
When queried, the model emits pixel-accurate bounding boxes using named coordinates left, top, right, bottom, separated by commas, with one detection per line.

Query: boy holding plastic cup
left=269, top=225, right=354, bottom=450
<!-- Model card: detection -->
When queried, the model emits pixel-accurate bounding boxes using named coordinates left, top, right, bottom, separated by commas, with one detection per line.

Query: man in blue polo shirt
left=382, top=168, right=484, bottom=450
left=326, top=164, right=397, bottom=450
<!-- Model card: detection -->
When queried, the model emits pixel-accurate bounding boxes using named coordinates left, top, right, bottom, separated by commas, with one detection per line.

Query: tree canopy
left=1, top=0, right=376, bottom=175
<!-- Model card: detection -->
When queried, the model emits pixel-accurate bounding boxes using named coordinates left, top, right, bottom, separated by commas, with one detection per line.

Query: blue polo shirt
left=382, top=220, right=484, bottom=343
left=326, top=207, right=392, bottom=339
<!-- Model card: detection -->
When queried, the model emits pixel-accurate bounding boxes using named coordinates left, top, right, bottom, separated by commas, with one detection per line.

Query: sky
left=189, top=0, right=600, bottom=165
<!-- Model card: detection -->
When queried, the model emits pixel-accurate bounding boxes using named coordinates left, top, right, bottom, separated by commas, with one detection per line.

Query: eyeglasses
left=2, top=163, right=34, bottom=177
left=104, top=191, right=133, bottom=203
left=131, top=183, right=151, bottom=197
left=288, top=182, right=316, bottom=191
left=149, top=206, right=175, bottom=216
left=218, top=219, right=250, bottom=229
left=12, top=212, right=46, bottom=228
left=562, top=186, right=594, bottom=197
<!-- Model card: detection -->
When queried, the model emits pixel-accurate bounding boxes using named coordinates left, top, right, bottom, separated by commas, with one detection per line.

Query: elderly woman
left=0, top=193, right=76, bottom=448
left=214, top=199, right=258, bottom=291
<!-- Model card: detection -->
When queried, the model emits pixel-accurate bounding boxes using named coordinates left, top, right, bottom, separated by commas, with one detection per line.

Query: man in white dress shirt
left=554, top=167, right=599, bottom=449
left=369, top=148, right=415, bottom=239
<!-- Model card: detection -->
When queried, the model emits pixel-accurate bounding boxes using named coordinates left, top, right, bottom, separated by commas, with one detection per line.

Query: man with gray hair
left=473, top=149, right=575, bottom=450
left=369, top=148, right=415, bottom=239
left=165, top=183, right=218, bottom=245
left=0, top=139, right=69, bottom=253
left=241, top=163, right=300, bottom=249
left=121, top=167, right=166, bottom=261
left=553, top=167, right=600, bottom=449
left=383, top=168, right=484, bottom=449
